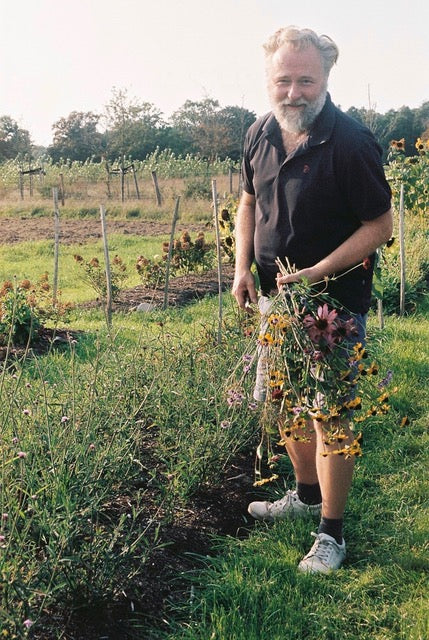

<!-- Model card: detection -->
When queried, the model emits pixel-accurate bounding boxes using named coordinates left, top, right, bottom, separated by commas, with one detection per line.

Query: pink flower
left=23, top=619, right=33, bottom=629
left=18, top=451, right=27, bottom=459
left=303, top=303, right=338, bottom=348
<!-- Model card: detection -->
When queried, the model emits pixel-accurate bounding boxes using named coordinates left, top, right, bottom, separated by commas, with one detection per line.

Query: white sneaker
left=298, top=532, right=346, bottom=574
left=248, top=490, right=322, bottom=522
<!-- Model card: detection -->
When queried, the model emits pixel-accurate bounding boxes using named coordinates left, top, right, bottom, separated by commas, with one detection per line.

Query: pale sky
left=1, top=0, right=428, bottom=147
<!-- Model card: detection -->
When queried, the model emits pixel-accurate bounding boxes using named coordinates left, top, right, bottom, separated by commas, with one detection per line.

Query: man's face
left=267, top=43, right=328, bottom=134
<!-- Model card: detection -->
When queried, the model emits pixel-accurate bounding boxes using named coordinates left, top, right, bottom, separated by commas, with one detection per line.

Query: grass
left=1, top=293, right=427, bottom=638
left=154, top=306, right=429, bottom=640
left=0, top=232, right=218, bottom=304
left=0, top=294, right=259, bottom=636
left=0, top=171, right=236, bottom=224
left=0, top=196, right=427, bottom=637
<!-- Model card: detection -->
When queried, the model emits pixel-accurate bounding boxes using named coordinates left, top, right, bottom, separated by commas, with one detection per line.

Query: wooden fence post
left=19, top=171, right=24, bottom=200
left=132, top=163, right=141, bottom=200
left=100, top=205, right=113, bottom=327
left=59, top=173, right=65, bottom=205
left=121, top=156, right=125, bottom=203
left=163, top=197, right=181, bottom=310
left=399, top=183, right=406, bottom=316
left=151, top=171, right=162, bottom=206
left=212, top=179, right=223, bottom=345
left=52, top=188, right=60, bottom=306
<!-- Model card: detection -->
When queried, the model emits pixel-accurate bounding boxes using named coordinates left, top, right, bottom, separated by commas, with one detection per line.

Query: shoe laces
left=271, top=489, right=296, bottom=509
left=308, top=532, right=337, bottom=561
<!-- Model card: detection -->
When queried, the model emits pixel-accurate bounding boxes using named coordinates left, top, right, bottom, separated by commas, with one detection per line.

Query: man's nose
left=287, top=82, right=302, bottom=101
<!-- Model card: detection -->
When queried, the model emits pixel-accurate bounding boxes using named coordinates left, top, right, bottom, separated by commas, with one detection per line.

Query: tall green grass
left=0, top=296, right=259, bottom=636
left=152, top=308, right=429, bottom=640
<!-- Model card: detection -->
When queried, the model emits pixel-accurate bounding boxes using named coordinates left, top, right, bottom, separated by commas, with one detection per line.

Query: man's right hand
left=232, top=270, right=258, bottom=313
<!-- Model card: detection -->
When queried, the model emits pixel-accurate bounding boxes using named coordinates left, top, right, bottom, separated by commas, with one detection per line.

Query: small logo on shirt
left=303, top=164, right=310, bottom=174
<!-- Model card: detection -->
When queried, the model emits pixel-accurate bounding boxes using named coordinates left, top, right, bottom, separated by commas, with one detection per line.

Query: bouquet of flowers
left=227, top=258, right=396, bottom=485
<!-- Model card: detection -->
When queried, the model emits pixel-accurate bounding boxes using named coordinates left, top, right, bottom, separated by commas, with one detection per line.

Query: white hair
left=264, top=26, right=339, bottom=76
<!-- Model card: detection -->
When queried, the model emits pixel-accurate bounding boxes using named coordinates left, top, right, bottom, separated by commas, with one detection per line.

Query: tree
left=346, top=104, right=428, bottom=158
left=48, top=111, right=104, bottom=162
left=413, top=101, right=429, bottom=141
left=0, top=116, right=32, bottom=161
left=104, top=88, right=165, bottom=160
left=170, top=98, right=227, bottom=161
left=170, top=98, right=256, bottom=161
left=218, top=105, right=256, bottom=161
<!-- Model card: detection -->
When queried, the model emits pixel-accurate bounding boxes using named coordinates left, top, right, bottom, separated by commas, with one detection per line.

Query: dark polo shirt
left=242, top=94, right=391, bottom=313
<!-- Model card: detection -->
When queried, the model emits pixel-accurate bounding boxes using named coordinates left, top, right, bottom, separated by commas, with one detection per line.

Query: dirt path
left=0, top=217, right=206, bottom=245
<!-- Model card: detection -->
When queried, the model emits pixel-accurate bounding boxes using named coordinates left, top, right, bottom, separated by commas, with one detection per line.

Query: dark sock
left=318, top=517, right=344, bottom=544
left=296, top=482, right=322, bottom=506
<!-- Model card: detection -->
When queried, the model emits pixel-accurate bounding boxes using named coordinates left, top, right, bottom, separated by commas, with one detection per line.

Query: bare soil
left=2, top=216, right=260, bottom=639
left=0, top=216, right=207, bottom=246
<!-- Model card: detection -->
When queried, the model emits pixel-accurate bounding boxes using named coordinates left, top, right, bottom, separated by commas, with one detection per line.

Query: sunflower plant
left=227, top=259, right=397, bottom=484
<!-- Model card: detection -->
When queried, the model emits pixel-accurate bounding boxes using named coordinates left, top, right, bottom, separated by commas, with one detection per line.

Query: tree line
left=1, top=88, right=428, bottom=164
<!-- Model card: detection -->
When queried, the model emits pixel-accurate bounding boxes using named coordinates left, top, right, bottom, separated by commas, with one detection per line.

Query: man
left=232, top=26, right=393, bottom=573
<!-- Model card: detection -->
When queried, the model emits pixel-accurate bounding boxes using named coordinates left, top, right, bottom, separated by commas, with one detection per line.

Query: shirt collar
left=308, top=92, right=336, bottom=147
left=263, top=92, right=336, bottom=150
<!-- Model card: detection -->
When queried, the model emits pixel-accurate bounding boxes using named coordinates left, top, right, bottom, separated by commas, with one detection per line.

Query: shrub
left=0, top=275, right=73, bottom=346
left=135, top=255, right=166, bottom=288
left=136, top=231, right=215, bottom=287
left=183, top=178, right=212, bottom=200
left=0, top=280, right=39, bottom=345
left=218, top=195, right=238, bottom=265
left=73, top=254, right=128, bottom=301
left=163, top=231, right=214, bottom=274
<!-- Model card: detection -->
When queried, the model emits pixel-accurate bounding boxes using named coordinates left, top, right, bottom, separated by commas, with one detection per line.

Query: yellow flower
left=343, top=396, right=362, bottom=411
left=350, top=343, right=367, bottom=362
left=367, top=362, right=379, bottom=376
left=390, top=138, right=405, bottom=151
left=415, top=137, right=428, bottom=154
left=254, top=474, right=279, bottom=486
left=269, top=370, right=285, bottom=388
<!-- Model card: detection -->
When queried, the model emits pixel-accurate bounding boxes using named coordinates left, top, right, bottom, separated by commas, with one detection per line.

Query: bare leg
left=282, top=420, right=318, bottom=484
left=314, top=420, right=355, bottom=519
left=282, top=419, right=354, bottom=518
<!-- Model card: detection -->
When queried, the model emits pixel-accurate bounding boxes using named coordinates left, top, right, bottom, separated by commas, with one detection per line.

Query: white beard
left=271, top=88, right=327, bottom=134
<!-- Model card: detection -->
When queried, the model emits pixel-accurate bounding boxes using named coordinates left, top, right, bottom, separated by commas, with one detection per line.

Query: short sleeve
left=337, top=131, right=391, bottom=221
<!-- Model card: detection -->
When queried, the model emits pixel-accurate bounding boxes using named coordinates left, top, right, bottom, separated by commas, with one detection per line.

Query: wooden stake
left=151, top=170, right=162, bottom=206
left=59, top=173, right=65, bottom=205
left=399, top=183, right=406, bottom=315
left=212, top=179, right=223, bottom=345
left=100, top=205, right=113, bottom=327
left=52, top=188, right=60, bottom=306
left=163, top=197, right=180, bottom=310
left=132, top=163, right=140, bottom=200
left=121, top=156, right=125, bottom=203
